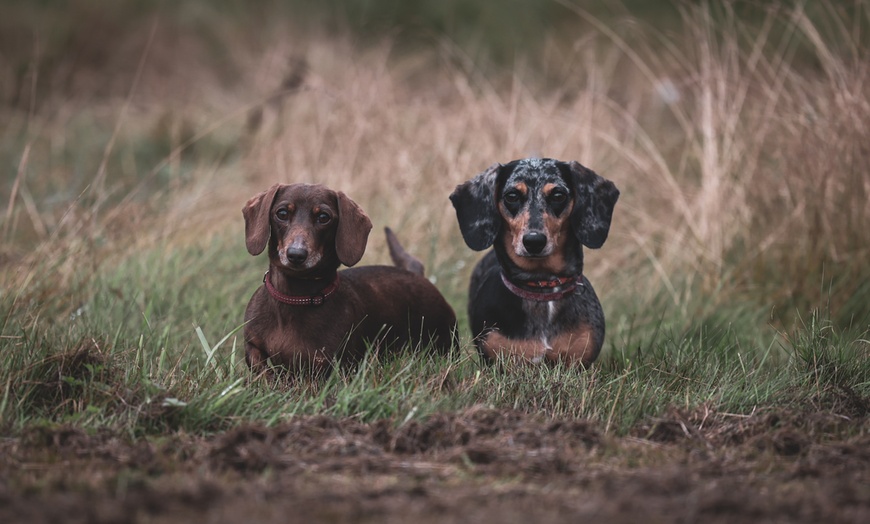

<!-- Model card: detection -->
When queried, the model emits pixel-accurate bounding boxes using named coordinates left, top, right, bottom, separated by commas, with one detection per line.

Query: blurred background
left=1, top=0, right=868, bottom=344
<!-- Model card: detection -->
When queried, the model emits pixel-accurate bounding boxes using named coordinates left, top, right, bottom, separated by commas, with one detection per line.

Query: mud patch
left=1, top=406, right=868, bottom=523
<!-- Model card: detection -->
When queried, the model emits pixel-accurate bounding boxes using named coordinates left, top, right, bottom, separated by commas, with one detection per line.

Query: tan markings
left=498, top=206, right=530, bottom=262
left=481, top=331, right=547, bottom=362
left=482, top=324, right=599, bottom=368
left=545, top=324, right=599, bottom=367
left=273, top=202, right=295, bottom=215
left=498, top=184, right=528, bottom=256
left=539, top=198, right=573, bottom=273
left=505, top=251, right=568, bottom=273
left=500, top=206, right=571, bottom=274
left=496, top=184, right=577, bottom=273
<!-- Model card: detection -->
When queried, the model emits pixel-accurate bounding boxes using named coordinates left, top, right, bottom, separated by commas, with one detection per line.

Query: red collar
left=500, top=272, right=583, bottom=302
left=263, top=270, right=340, bottom=306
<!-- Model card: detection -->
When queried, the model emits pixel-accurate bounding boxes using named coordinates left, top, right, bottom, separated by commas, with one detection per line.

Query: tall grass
left=0, top=1, right=868, bottom=436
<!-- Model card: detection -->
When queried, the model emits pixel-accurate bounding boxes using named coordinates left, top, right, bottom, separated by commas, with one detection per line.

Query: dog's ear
left=335, top=191, right=373, bottom=267
left=565, top=161, right=619, bottom=249
left=243, top=183, right=283, bottom=256
left=449, top=163, right=502, bottom=251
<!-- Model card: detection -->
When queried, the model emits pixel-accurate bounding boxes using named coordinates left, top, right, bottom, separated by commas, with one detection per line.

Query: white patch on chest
left=520, top=299, right=560, bottom=364
left=522, top=300, right=562, bottom=334
left=531, top=334, right=552, bottom=363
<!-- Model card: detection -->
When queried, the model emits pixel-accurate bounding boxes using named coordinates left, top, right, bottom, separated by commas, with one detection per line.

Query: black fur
left=450, top=158, right=619, bottom=367
left=563, top=161, right=620, bottom=249
left=448, top=163, right=501, bottom=251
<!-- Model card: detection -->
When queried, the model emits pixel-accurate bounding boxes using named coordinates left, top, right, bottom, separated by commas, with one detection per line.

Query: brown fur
left=243, top=183, right=456, bottom=378
left=480, top=322, right=597, bottom=366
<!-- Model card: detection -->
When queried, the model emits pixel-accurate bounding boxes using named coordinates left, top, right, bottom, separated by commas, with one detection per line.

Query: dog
left=450, top=158, right=619, bottom=367
left=243, top=183, right=457, bottom=376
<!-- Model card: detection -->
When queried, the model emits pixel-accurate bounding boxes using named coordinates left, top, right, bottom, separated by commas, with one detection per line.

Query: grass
left=1, top=0, right=869, bottom=438
left=1, top=239, right=865, bottom=436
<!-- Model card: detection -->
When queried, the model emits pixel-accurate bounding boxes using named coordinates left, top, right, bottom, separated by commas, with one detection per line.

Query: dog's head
left=243, top=183, right=373, bottom=274
left=450, top=158, right=619, bottom=273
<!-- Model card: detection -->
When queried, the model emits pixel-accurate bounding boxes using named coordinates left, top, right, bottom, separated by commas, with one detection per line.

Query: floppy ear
left=335, top=191, right=373, bottom=267
left=243, top=183, right=282, bottom=255
left=449, top=163, right=501, bottom=251
left=566, top=161, right=619, bottom=249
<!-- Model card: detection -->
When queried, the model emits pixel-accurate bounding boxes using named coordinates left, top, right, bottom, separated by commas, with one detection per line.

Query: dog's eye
left=275, top=208, right=289, bottom=221
left=550, top=190, right=568, bottom=204
left=503, top=191, right=521, bottom=204
left=315, top=212, right=331, bottom=224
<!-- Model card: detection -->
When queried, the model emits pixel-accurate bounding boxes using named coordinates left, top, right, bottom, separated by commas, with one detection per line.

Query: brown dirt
left=1, top=407, right=868, bottom=524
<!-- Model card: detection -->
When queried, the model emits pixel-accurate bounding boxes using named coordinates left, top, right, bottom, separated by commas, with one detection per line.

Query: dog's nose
left=285, top=246, right=308, bottom=265
left=522, top=232, right=547, bottom=255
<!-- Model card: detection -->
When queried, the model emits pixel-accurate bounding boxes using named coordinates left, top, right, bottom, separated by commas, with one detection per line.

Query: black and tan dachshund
left=243, top=183, right=456, bottom=377
left=450, top=158, right=619, bottom=367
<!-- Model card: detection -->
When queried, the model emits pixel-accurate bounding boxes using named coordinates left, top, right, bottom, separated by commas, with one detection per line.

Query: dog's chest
left=521, top=300, right=566, bottom=335
left=264, top=306, right=360, bottom=358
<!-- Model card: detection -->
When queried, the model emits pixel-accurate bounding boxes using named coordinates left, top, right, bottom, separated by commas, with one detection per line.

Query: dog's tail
left=385, top=227, right=425, bottom=276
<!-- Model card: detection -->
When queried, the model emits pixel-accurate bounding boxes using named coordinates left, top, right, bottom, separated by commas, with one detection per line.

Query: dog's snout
left=285, top=246, right=309, bottom=265
left=522, top=232, right=547, bottom=255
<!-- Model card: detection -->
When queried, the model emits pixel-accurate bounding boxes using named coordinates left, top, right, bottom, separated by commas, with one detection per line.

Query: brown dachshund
left=450, top=158, right=619, bottom=368
left=243, top=183, right=457, bottom=376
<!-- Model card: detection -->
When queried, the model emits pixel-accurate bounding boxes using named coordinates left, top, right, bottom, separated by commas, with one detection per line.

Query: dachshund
left=243, top=183, right=456, bottom=377
left=450, top=158, right=619, bottom=367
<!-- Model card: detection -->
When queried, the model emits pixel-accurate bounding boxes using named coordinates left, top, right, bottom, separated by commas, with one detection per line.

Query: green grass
left=1, top=227, right=867, bottom=437
left=1, top=0, right=869, bottom=439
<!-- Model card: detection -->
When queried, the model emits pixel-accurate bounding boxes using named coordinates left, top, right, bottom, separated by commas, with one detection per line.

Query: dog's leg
left=245, top=341, right=272, bottom=378
left=545, top=328, right=599, bottom=368
left=479, top=330, right=550, bottom=363
left=481, top=328, right=599, bottom=367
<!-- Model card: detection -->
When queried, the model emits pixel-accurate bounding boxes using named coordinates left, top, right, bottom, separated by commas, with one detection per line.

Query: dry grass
left=0, top=2, right=868, bottom=433
left=229, top=2, right=870, bottom=329
left=3, top=2, right=869, bottom=327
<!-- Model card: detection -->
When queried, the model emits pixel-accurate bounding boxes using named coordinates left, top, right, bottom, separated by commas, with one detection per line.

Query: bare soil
left=1, top=406, right=868, bottom=523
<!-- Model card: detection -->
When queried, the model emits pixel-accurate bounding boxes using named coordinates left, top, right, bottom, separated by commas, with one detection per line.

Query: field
left=1, top=0, right=868, bottom=522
